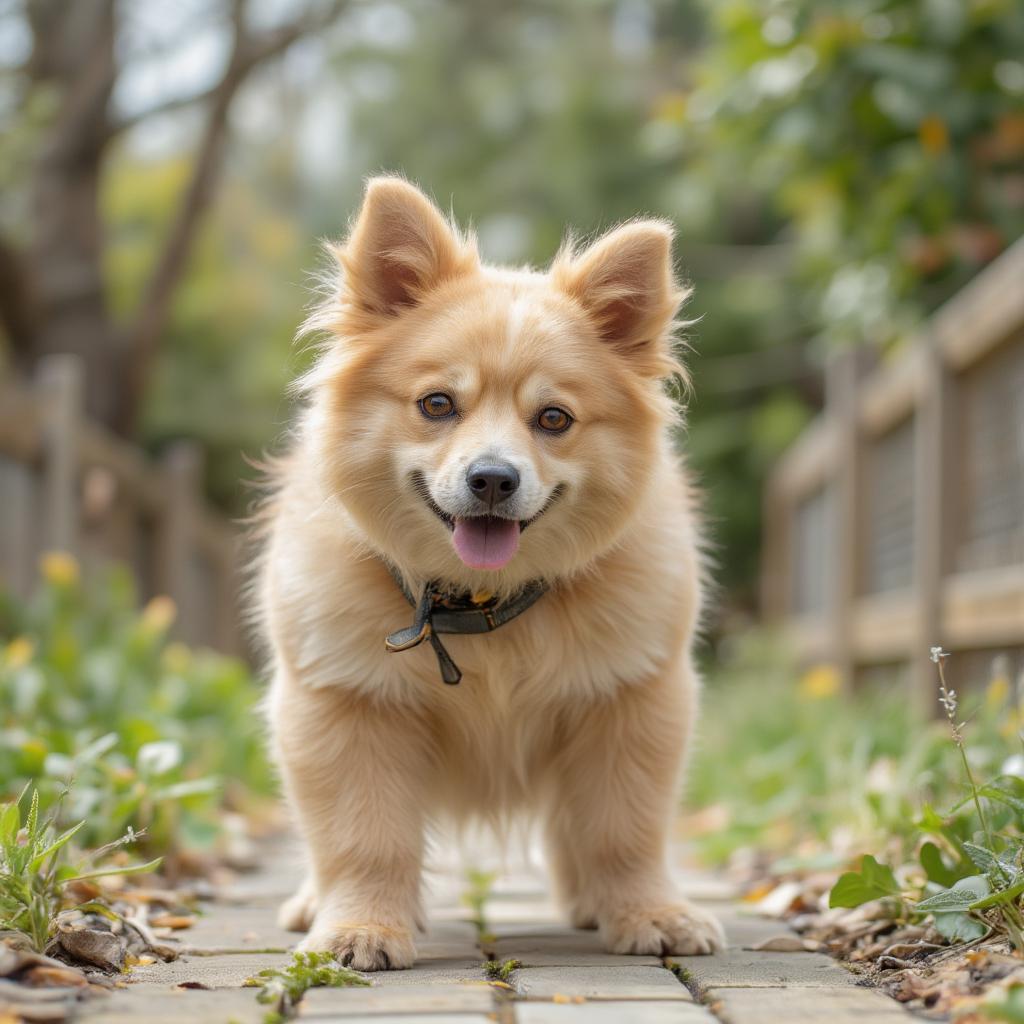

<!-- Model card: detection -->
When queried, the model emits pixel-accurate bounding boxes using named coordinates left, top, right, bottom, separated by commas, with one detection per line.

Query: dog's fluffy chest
left=267, top=501, right=695, bottom=708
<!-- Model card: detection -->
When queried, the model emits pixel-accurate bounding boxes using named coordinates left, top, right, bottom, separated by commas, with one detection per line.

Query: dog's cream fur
left=256, top=178, right=724, bottom=970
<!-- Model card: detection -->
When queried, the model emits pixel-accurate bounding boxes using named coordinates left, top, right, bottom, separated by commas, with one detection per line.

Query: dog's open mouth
left=411, top=473, right=564, bottom=571
left=451, top=516, right=520, bottom=570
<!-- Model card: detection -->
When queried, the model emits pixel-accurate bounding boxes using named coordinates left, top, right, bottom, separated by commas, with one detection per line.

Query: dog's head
left=302, top=178, right=688, bottom=592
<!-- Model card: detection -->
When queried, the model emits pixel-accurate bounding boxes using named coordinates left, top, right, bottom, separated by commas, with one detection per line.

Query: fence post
left=215, top=533, right=244, bottom=657
left=157, top=442, right=202, bottom=644
left=37, top=355, right=84, bottom=557
left=760, top=476, right=789, bottom=622
left=911, top=338, right=953, bottom=716
left=825, top=347, right=870, bottom=694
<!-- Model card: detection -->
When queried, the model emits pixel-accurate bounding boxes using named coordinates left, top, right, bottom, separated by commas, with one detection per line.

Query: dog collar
left=383, top=563, right=548, bottom=685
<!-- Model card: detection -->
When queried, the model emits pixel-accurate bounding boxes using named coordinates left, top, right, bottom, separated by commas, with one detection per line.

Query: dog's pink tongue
left=452, top=517, right=520, bottom=570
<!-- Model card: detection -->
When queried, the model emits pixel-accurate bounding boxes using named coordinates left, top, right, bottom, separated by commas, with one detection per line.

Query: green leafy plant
left=0, top=559, right=273, bottom=854
left=0, top=785, right=159, bottom=952
left=245, top=951, right=369, bottom=1023
left=829, top=854, right=902, bottom=910
left=825, top=649, right=1024, bottom=952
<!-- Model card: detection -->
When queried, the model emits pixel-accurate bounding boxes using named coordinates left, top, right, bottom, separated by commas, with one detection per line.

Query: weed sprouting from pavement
left=0, top=785, right=160, bottom=952
left=483, top=957, right=521, bottom=982
left=245, top=951, right=369, bottom=1023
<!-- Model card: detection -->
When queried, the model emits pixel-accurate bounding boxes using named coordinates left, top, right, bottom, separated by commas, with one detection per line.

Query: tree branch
left=106, top=83, right=223, bottom=140
left=107, top=1, right=340, bottom=139
left=117, top=0, right=349, bottom=433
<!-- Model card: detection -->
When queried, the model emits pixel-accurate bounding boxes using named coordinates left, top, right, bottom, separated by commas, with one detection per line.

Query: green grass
left=0, top=557, right=274, bottom=855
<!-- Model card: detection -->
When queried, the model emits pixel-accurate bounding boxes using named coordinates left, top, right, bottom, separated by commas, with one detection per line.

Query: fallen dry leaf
left=148, top=914, right=196, bottom=930
left=56, top=927, right=126, bottom=972
left=749, top=934, right=811, bottom=953
left=21, top=966, right=88, bottom=989
left=754, top=881, right=803, bottom=917
left=123, top=955, right=156, bottom=968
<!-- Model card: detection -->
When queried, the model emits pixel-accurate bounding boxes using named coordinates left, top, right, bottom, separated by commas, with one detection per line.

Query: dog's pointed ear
left=553, top=221, right=687, bottom=377
left=340, top=177, right=477, bottom=316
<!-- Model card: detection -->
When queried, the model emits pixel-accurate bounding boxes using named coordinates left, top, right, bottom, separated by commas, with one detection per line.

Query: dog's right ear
left=340, top=177, right=477, bottom=317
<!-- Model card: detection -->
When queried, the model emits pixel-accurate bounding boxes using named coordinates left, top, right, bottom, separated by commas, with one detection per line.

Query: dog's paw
left=602, top=901, right=725, bottom=956
left=297, top=921, right=416, bottom=971
left=277, top=882, right=317, bottom=932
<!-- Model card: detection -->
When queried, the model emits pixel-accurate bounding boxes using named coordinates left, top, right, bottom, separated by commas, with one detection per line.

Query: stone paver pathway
left=75, top=836, right=920, bottom=1023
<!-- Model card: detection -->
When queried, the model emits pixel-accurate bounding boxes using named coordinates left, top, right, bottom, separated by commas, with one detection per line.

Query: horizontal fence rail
left=0, top=355, right=244, bottom=656
left=762, top=238, right=1024, bottom=712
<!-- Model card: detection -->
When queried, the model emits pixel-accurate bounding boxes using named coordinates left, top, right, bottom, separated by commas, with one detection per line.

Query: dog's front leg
left=545, top=663, right=724, bottom=956
left=272, top=676, right=430, bottom=970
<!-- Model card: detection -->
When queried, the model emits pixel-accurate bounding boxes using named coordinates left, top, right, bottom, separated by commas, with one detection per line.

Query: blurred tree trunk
left=2, top=0, right=346, bottom=435
left=26, top=0, right=121, bottom=425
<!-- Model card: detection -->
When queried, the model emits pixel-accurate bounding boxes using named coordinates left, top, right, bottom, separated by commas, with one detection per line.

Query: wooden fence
left=762, top=237, right=1024, bottom=713
left=0, top=355, right=245, bottom=655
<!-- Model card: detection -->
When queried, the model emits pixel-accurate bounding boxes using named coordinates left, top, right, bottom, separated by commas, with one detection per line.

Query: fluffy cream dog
left=257, top=177, right=724, bottom=970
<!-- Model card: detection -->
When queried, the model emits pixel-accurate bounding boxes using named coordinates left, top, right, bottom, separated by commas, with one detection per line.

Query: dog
left=256, top=177, right=724, bottom=970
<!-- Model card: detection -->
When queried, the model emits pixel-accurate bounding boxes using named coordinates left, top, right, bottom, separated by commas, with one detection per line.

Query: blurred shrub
left=0, top=557, right=273, bottom=854
left=686, top=0, right=1024, bottom=348
left=689, top=631, right=1019, bottom=865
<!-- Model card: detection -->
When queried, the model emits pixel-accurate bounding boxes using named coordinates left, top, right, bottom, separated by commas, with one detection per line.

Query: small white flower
left=137, top=740, right=182, bottom=776
left=930, top=646, right=948, bottom=664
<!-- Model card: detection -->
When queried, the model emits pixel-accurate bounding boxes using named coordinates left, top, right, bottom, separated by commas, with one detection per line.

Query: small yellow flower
left=919, top=115, right=949, bottom=154
left=40, top=551, right=79, bottom=588
left=798, top=663, right=841, bottom=700
left=4, top=636, right=35, bottom=669
left=653, top=90, right=688, bottom=123
left=140, top=595, right=177, bottom=635
left=161, top=642, right=192, bottom=673
left=1000, top=708, right=1020, bottom=740
left=987, top=673, right=1010, bottom=709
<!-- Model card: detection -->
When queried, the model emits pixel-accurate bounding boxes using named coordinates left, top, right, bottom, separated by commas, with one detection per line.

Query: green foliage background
left=19, top=0, right=1024, bottom=612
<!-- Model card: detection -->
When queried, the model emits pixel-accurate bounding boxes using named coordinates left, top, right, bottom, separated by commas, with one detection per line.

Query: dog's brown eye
left=537, top=407, right=572, bottom=433
left=419, top=393, right=456, bottom=419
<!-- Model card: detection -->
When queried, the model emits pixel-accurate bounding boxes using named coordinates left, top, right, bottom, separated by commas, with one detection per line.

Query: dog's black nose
left=466, top=461, right=520, bottom=508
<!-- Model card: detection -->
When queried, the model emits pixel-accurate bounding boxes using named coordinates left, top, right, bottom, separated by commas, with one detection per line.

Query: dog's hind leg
left=543, top=818, right=598, bottom=929
left=278, top=875, right=317, bottom=932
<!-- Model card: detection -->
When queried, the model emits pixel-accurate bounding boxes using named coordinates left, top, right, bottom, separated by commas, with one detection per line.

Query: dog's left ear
left=341, top=177, right=477, bottom=317
left=553, top=221, right=686, bottom=377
